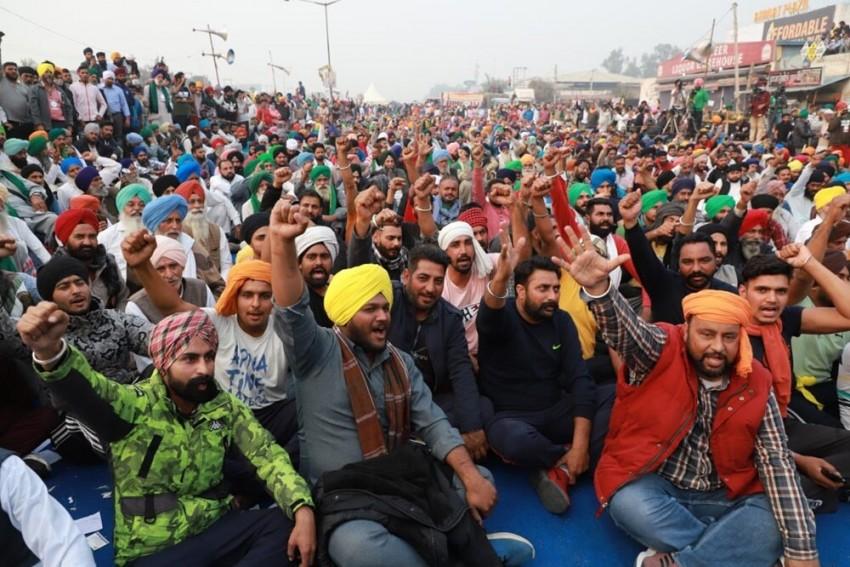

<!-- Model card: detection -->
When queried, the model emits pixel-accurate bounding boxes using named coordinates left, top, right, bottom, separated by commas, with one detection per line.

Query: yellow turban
left=682, top=290, right=754, bottom=377
left=788, top=159, right=803, bottom=172
left=324, top=264, right=393, bottom=326
left=36, top=62, right=55, bottom=77
left=813, top=186, right=846, bottom=211
left=214, top=260, right=272, bottom=316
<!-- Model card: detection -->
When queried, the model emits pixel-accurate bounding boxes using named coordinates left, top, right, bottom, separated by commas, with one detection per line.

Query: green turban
left=310, top=164, right=331, bottom=182
left=48, top=127, right=66, bottom=142
left=705, top=195, right=735, bottom=220
left=243, top=158, right=260, bottom=177
left=248, top=172, right=273, bottom=195
left=568, top=183, right=593, bottom=207
left=505, top=159, right=523, bottom=173
left=641, top=189, right=669, bottom=214
left=798, top=108, right=809, bottom=119
left=140, top=125, right=157, bottom=139
left=116, top=183, right=153, bottom=212
left=27, top=136, right=47, bottom=157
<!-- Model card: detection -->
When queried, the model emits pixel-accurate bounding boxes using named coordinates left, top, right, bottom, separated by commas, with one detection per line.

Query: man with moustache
left=208, top=157, right=244, bottom=235
left=16, top=303, right=315, bottom=566
left=28, top=256, right=150, bottom=461
left=620, top=190, right=736, bottom=324
left=294, top=225, right=339, bottom=328
left=53, top=208, right=128, bottom=309
left=98, top=183, right=152, bottom=281
left=176, top=180, right=232, bottom=280
left=387, top=244, right=488, bottom=461
left=478, top=247, right=613, bottom=515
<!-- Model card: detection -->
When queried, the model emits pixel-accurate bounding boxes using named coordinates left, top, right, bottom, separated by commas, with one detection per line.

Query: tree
left=639, top=44, right=681, bottom=78
left=601, top=48, right=625, bottom=75
left=623, top=57, right=642, bottom=78
left=528, top=79, right=555, bottom=103
left=482, top=75, right=508, bottom=94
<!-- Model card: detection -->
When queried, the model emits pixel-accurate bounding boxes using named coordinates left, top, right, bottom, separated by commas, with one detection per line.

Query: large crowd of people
left=1, top=44, right=850, bottom=567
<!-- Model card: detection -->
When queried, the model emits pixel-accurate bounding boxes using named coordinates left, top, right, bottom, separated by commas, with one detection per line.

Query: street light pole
left=208, top=29, right=221, bottom=87
left=286, top=0, right=342, bottom=101
left=323, top=2, right=333, bottom=102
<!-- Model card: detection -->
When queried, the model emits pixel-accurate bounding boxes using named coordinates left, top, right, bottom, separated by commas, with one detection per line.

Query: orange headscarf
left=681, top=290, right=754, bottom=378
left=745, top=319, right=792, bottom=416
left=214, top=260, right=272, bottom=316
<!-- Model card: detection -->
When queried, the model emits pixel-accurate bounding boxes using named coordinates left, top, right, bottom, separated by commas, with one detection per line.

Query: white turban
left=437, top=221, right=494, bottom=278
left=295, top=226, right=339, bottom=262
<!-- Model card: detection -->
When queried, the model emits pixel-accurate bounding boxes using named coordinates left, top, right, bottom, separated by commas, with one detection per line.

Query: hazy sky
left=0, top=0, right=837, bottom=100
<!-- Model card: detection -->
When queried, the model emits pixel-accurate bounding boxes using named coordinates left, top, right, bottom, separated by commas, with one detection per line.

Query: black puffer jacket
left=315, top=442, right=500, bottom=567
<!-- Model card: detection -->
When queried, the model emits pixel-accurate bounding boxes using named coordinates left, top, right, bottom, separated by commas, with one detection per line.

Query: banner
left=753, top=0, right=810, bottom=23
left=767, top=67, right=823, bottom=88
left=762, top=5, right=835, bottom=42
left=656, top=41, right=774, bottom=79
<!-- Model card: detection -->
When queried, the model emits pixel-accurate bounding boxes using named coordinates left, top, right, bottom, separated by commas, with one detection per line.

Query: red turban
left=738, top=209, right=770, bottom=237
left=175, top=180, right=205, bottom=203
left=55, top=209, right=99, bottom=245
left=69, top=194, right=101, bottom=213
left=458, top=207, right=488, bottom=230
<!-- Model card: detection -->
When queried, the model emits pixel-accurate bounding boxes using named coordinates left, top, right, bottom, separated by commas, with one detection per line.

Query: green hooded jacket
left=37, top=346, right=312, bottom=565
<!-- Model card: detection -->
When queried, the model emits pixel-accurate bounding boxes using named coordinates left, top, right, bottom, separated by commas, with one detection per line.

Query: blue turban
left=132, top=144, right=149, bottom=157
left=390, top=143, right=403, bottom=160
left=833, top=172, right=850, bottom=186
left=671, top=176, right=696, bottom=198
left=60, top=157, right=84, bottom=175
left=590, top=168, right=617, bottom=189
left=120, top=158, right=133, bottom=169
left=432, top=149, right=450, bottom=163
left=295, top=152, right=315, bottom=167
left=199, top=119, right=211, bottom=129
left=176, top=160, right=202, bottom=182
left=74, top=166, right=100, bottom=191
left=3, top=139, right=28, bottom=156
left=142, top=194, right=188, bottom=232
left=126, top=132, right=143, bottom=146
left=176, top=153, right=195, bottom=167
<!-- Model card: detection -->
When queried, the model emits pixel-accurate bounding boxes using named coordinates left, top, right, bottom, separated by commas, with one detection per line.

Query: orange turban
left=214, top=260, right=272, bottom=316
left=69, top=194, right=101, bottom=213
left=175, top=180, right=205, bottom=203
left=682, top=290, right=754, bottom=377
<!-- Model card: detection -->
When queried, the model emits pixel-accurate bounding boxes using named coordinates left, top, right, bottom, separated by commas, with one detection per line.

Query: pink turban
left=149, top=310, right=218, bottom=374
left=151, top=235, right=188, bottom=268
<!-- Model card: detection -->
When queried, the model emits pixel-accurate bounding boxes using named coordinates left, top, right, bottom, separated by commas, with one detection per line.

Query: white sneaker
left=635, top=549, right=657, bottom=567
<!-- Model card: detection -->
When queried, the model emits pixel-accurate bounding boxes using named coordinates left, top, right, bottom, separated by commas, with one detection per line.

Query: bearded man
left=97, top=183, right=152, bottom=281
left=176, top=180, right=232, bottom=280
left=53, top=209, right=128, bottom=309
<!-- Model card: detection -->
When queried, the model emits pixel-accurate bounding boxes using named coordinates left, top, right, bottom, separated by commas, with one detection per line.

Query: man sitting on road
left=17, top=303, right=315, bottom=566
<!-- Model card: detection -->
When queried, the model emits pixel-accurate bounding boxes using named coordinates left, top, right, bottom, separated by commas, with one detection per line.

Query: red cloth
left=458, top=207, right=488, bottom=230
left=746, top=321, right=792, bottom=416
left=54, top=209, right=98, bottom=244
left=175, top=180, right=205, bottom=202
left=738, top=209, right=770, bottom=237
left=594, top=323, right=771, bottom=508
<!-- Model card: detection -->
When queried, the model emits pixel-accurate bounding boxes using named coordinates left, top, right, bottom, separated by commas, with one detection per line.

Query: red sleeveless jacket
left=595, top=323, right=773, bottom=509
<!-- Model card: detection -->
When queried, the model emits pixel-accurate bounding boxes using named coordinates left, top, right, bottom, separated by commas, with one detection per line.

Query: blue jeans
left=608, top=474, right=782, bottom=567
left=327, top=466, right=494, bottom=567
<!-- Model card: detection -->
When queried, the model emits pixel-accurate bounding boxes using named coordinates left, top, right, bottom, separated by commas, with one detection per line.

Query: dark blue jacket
left=388, top=282, right=483, bottom=433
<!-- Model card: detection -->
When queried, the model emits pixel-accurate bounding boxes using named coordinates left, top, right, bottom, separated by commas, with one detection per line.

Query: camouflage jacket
left=37, top=346, right=312, bottom=565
